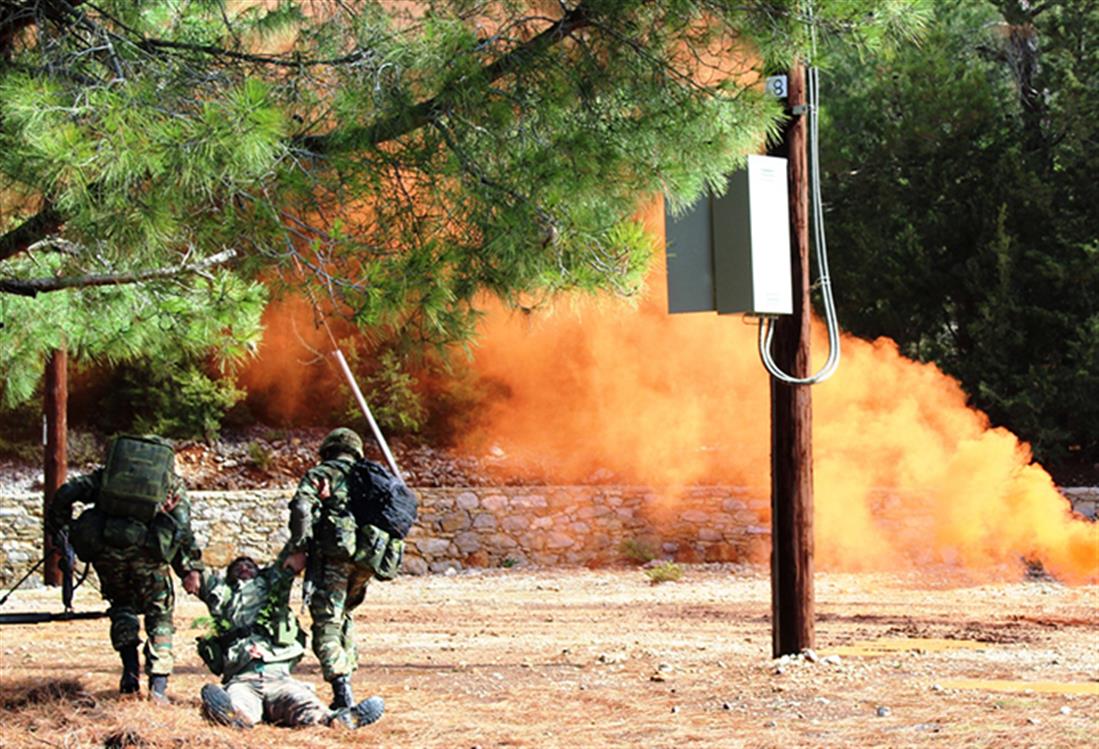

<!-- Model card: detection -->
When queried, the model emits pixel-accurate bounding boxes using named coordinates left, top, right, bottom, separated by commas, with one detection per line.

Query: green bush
left=118, top=359, right=244, bottom=440
left=645, top=562, right=683, bottom=585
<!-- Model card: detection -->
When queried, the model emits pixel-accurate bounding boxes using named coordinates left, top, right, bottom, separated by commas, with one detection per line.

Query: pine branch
left=295, top=4, right=591, bottom=155
left=0, top=248, right=237, bottom=297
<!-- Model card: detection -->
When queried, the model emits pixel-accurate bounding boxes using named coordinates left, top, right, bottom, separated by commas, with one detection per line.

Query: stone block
left=698, top=527, right=724, bottom=542
left=472, top=513, right=498, bottom=530
left=546, top=532, right=574, bottom=549
left=453, top=531, right=481, bottom=554
left=440, top=511, right=471, bottom=533
left=704, top=543, right=738, bottom=563
left=512, top=494, right=548, bottom=510
left=455, top=491, right=480, bottom=510
left=464, top=550, right=490, bottom=568
left=680, top=510, right=709, bottom=524
left=570, top=522, right=591, bottom=535
left=501, top=515, right=529, bottom=532
left=486, top=533, right=519, bottom=550
left=417, top=538, right=451, bottom=556
left=401, top=555, right=428, bottom=576
left=482, top=494, right=510, bottom=511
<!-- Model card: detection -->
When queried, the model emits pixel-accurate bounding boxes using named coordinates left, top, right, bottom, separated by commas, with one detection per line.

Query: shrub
left=645, top=562, right=683, bottom=585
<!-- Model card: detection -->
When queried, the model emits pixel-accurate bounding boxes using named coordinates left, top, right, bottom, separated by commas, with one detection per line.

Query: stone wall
left=2, top=485, right=1096, bottom=586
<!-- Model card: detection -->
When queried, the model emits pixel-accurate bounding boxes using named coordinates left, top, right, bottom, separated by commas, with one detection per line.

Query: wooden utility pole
left=768, top=62, right=815, bottom=657
left=43, top=346, right=68, bottom=587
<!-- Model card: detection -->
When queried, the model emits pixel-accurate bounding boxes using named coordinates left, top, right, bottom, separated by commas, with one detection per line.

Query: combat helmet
left=320, top=427, right=364, bottom=460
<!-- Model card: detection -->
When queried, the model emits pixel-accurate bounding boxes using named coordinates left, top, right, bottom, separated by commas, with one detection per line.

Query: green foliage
left=821, top=0, right=1099, bottom=462
left=620, top=537, right=658, bottom=564
left=644, top=561, right=683, bottom=584
left=116, top=358, right=246, bottom=441
left=247, top=441, right=275, bottom=472
left=2, top=1, right=928, bottom=340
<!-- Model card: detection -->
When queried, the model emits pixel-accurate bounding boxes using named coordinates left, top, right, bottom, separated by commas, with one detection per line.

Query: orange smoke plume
left=236, top=295, right=345, bottom=424
left=459, top=208, right=1099, bottom=583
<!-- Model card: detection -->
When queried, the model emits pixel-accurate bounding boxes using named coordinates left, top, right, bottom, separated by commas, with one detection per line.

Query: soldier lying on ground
left=46, top=435, right=203, bottom=701
left=196, top=553, right=384, bottom=730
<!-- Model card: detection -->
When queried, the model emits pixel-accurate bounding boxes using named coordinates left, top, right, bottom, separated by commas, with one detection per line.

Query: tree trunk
left=43, top=346, right=68, bottom=587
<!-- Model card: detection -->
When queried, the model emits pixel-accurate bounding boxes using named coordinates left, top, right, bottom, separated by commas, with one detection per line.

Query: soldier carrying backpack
left=46, top=434, right=204, bottom=701
left=285, top=427, right=417, bottom=709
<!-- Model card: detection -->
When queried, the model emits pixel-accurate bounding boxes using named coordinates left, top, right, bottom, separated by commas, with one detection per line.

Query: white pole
left=333, top=349, right=404, bottom=483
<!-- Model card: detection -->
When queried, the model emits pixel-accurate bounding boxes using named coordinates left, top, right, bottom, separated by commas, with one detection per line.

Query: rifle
left=0, top=533, right=107, bottom=626
left=301, top=538, right=320, bottom=614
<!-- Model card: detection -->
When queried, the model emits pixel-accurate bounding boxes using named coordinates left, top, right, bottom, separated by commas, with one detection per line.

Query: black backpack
left=346, top=460, right=418, bottom=539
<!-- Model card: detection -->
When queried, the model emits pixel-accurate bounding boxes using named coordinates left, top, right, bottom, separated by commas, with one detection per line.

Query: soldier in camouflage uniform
left=196, top=554, right=384, bottom=730
left=286, top=427, right=373, bottom=709
left=46, top=438, right=203, bottom=701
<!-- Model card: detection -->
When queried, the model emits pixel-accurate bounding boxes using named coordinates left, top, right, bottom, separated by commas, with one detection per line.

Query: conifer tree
left=1, top=1, right=927, bottom=410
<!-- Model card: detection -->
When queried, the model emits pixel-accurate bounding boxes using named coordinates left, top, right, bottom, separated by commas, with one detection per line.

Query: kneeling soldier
left=196, top=553, right=384, bottom=730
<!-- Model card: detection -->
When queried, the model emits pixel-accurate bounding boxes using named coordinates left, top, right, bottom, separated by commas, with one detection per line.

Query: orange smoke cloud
left=459, top=209, right=1099, bottom=583
left=236, top=295, right=345, bottom=424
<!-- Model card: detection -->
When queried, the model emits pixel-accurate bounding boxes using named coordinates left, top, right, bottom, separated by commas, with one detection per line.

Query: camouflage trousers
left=94, top=556, right=175, bottom=676
left=309, top=559, right=372, bottom=682
left=223, top=667, right=332, bottom=727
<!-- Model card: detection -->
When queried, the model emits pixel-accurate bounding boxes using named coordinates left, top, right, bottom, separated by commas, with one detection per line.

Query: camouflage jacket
left=47, top=468, right=204, bottom=577
left=198, top=563, right=304, bottom=681
left=286, top=456, right=356, bottom=554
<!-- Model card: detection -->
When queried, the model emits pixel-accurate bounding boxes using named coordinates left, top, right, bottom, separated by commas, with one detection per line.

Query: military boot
left=149, top=674, right=169, bottom=703
left=331, top=695, right=385, bottom=729
left=329, top=676, right=355, bottom=709
left=119, top=647, right=140, bottom=695
left=200, top=684, right=250, bottom=729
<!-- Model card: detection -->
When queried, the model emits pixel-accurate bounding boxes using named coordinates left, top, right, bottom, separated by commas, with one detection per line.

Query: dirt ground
left=1, top=565, right=1097, bottom=749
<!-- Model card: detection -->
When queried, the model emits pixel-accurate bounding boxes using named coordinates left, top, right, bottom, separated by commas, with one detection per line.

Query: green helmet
left=320, top=427, right=364, bottom=460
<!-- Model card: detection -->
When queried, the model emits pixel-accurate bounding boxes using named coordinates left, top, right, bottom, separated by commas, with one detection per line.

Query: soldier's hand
left=283, top=551, right=307, bottom=574
left=182, top=570, right=201, bottom=596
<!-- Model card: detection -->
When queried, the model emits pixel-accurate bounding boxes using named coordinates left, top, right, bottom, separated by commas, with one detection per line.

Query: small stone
left=802, top=648, right=819, bottom=663
left=764, top=720, right=777, bottom=728
left=815, top=696, right=830, bottom=705
left=931, top=684, right=944, bottom=692
left=671, top=706, right=679, bottom=714
left=1060, top=706, right=1072, bottom=715
left=722, top=702, right=732, bottom=711
left=650, top=673, right=666, bottom=683
left=1027, top=717, right=1040, bottom=725
left=444, top=567, right=458, bottom=577
left=876, top=706, right=891, bottom=717
left=821, top=655, right=842, bottom=666
left=774, top=665, right=786, bottom=675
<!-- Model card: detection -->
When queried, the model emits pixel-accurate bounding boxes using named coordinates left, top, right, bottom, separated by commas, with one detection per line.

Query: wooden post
left=768, top=63, right=815, bottom=657
left=43, top=346, right=68, bottom=587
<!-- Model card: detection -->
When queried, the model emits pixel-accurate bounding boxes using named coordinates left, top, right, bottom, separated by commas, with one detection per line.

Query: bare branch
left=0, top=248, right=237, bottom=297
left=0, top=206, right=64, bottom=262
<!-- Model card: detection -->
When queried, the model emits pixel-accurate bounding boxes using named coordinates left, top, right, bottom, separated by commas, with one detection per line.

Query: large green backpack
left=97, top=436, right=175, bottom=522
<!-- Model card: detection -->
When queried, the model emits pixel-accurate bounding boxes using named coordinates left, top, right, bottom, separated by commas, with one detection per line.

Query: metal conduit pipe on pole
left=332, top=348, right=405, bottom=483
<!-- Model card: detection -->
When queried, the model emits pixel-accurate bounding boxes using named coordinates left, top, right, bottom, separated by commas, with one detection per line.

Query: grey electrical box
left=665, top=155, right=793, bottom=316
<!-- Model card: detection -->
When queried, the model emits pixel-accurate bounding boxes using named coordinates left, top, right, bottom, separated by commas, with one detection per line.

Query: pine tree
left=1, top=1, right=928, bottom=411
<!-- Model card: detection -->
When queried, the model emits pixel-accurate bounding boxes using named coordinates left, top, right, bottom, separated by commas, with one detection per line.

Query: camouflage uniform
left=287, top=455, right=374, bottom=684
left=47, top=469, right=203, bottom=677
left=197, top=561, right=332, bottom=727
